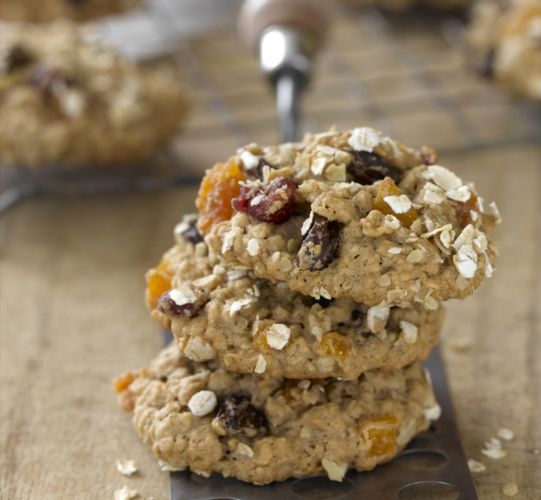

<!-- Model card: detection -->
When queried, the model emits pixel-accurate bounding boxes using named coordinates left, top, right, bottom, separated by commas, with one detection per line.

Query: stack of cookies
left=115, top=127, right=499, bottom=484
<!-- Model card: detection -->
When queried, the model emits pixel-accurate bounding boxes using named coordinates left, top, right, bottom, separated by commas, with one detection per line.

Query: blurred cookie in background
left=0, top=0, right=141, bottom=23
left=0, top=21, right=189, bottom=168
left=467, top=0, right=541, bottom=100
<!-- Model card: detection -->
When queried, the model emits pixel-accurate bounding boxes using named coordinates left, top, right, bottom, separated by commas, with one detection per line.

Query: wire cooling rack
left=1, top=1, right=540, bottom=213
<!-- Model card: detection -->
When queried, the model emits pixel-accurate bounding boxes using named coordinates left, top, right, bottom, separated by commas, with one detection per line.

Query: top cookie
left=467, top=0, right=541, bottom=101
left=198, top=128, right=500, bottom=307
left=342, top=0, right=470, bottom=12
left=0, top=22, right=189, bottom=167
left=0, top=0, right=139, bottom=22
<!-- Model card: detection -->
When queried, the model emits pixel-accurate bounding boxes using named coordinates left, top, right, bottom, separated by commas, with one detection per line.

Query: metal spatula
left=170, top=0, right=478, bottom=498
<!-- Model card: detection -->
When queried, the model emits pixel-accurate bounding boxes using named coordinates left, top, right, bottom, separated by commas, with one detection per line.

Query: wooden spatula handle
left=238, top=0, right=329, bottom=54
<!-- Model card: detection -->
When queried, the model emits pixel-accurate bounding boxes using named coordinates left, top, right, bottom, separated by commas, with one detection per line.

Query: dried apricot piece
left=113, top=371, right=135, bottom=394
left=145, top=258, right=173, bottom=310
left=455, top=193, right=478, bottom=228
left=320, top=331, right=349, bottom=361
left=196, top=160, right=246, bottom=234
left=374, top=177, right=417, bottom=227
left=358, top=415, right=399, bottom=458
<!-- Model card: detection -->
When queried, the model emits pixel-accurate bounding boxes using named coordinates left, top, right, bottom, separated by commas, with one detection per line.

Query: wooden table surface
left=1, top=5, right=541, bottom=500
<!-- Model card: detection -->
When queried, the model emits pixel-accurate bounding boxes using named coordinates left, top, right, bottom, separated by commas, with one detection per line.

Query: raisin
left=455, top=193, right=478, bottom=228
left=374, top=177, right=418, bottom=228
left=196, top=160, right=246, bottom=234
left=28, top=64, right=75, bottom=97
left=178, top=217, right=202, bottom=245
left=4, top=45, right=33, bottom=72
left=358, top=415, right=399, bottom=458
left=212, top=394, right=268, bottom=438
left=297, top=214, right=340, bottom=271
left=350, top=308, right=366, bottom=328
left=320, top=332, right=349, bottom=361
left=157, top=291, right=202, bottom=317
left=312, top=296, right=334, bottom=308
left=347, top=151, right=401, bottom=185
left=233, top=176, right=296, bottom=224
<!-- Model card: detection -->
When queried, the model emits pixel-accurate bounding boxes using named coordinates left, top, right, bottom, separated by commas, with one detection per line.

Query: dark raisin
left=297, top=214, right=340, bottom=271
left=347, top=151, right=401, bottom=185
left=178, top=218, right=202, bottom=245
left=233, top=176, right=296, bottom=224
left=312, top=296, right=334, bottom=308
left=28, top=64, right=75, bottom=97
left=157, top=291, right=201, bottom=317
left=212, top=394, right=268, bottom=438
left=254, top=159, right=277, bottom=180
left=4, top=45, right=33, bottom=72
left=350, top=308, right=366, bottom=328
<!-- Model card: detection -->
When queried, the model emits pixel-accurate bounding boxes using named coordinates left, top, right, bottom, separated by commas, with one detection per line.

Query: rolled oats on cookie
left=197, top=128, right=499, bottom=307
left=0, top=21, right=189, bottom=167
left=144, top=220, right=443, bottom=379
left=114, top=343, right=436, bottom=485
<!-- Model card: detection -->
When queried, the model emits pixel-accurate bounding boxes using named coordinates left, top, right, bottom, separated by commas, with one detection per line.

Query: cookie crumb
left=114, top=486, right=139, bottom=500
left=116, top=459, right=138, bottom=477
left=502, top=483, right=518, bottom=497
left=321, top=458, right=348, bottom=482
left=188, top=390, right=217, bottom=417
left=482, top=438, right=507, bottom=459
left=467, top=458, right=486, bottom=473
left=497, top=428, right=514, bottom=441
left=447, top=337, right=472, bottom=352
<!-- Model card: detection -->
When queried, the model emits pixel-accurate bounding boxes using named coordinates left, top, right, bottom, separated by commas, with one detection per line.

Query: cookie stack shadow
left=114, top=127, right=499, bottom=485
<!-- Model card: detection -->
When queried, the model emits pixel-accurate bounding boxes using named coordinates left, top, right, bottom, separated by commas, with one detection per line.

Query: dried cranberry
left=4, top=45, right=33, bottom=72
left=233, top=176, right=296, bottom=224
left=157, top=291, right=201, bottom=317
left=297, top=214, right=340, bottom=271
left=212, top=394, right=268, bottom=438
left=28, top=64, right=75, bottom=97
left=347, top=151, right=401, bottom=185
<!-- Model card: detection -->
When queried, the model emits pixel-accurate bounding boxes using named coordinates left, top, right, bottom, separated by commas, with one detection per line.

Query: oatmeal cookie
left=0, top=0, right=140, bottom=22
left=115, top=343, right=438, bottom=484
left=145, top=219, right=443, bottom=380
left=0, top=21, right=189, bottom=167
left=467, top=0, right=541, bottom=101
left=198, top=128, right=499, bottom=308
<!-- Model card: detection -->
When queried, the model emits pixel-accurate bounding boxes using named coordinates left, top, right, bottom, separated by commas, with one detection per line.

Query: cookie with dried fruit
left=199, top=127, right=499, bottom=307
left=115, top=342, right=438, bottom=485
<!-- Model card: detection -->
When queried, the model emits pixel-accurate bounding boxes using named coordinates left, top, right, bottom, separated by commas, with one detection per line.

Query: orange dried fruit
left=145, top=258, right=173, bottom=310
left=113, top=371, right=135, bottom=394
left=320, top=331, right=349, bottom=361
left=455, top=193, right=478, bottom=228
left=196, top=160, right=246, bottom=234
left=358, top=415, right=399, bottom=458
left=374, top=177, right=417, bottom=227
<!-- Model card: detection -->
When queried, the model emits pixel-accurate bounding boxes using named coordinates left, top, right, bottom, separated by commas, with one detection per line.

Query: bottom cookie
left=115, top=343, right=439, bottom=485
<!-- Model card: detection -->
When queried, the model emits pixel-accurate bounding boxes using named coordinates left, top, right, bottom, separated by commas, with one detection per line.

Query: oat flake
left=400, top=321, right=418, bottom=344
left=188, top=390, right=217, bottom=417
left=347, top=127, right=380, bottom=152
left=497, top=428, right=514, bottom=441
left=246, top=238, right=260, bottom=256
left=266, top=324, right=291, bottom=350
left=482, top=438, right=507, bottom=460
left=383, top=194, right=412, bottom=214
left=467, top=458, right=486, bottom=473
left=254, top=354, right=267, bottom=374
left=502, top=483, right=518, bottom=497
left=116, top=459, right=138, bottom=477
left=321, top=458, right=348, bottom=482
left=114, top=486, right=139, bottom=500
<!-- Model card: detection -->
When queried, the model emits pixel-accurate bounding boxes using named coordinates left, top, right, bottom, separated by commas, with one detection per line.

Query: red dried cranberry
left=157, top=291, right=201, bottom=317
left=213, top=394, right=268, bottom=438
left=347, top=151, right=401, bottom=185
left=297, top=214, right=340, bottom=271
left=233, top=176, right=296, bottom=224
